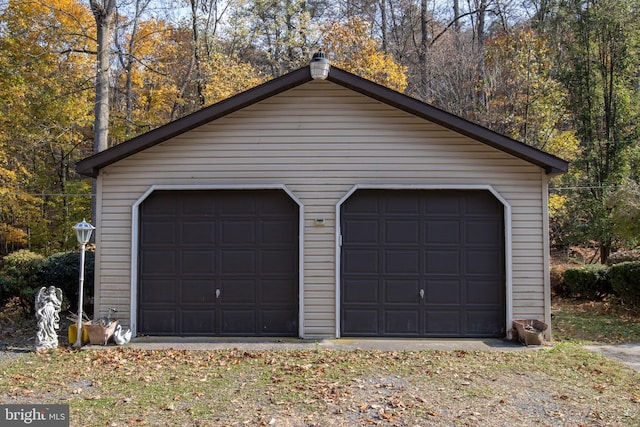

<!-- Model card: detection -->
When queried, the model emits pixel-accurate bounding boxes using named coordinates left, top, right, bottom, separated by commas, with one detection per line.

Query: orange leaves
left=322, top=17, right=408, bottom=92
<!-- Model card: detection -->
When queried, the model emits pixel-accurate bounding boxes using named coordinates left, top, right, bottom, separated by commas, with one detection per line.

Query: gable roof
left=75, top=65, right=569, bottom=177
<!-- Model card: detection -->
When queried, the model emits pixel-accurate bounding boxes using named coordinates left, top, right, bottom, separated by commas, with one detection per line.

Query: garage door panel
left=342, top=195, right=379, bottom=214
left=385, top=310, right=419, bottom=334
left=139, top=310, right=176, bottom=335
left=181, top=280, right=215, bottom=303
left=426, top=221, right=460, bottom=244
left=181, top=310, right=216, bottom=334
left=385, top=250, right=419, bottom=274
left=465, top=310, right=503, bottom=335
left=426, top=250, right=460, bottom=274
left=262, top=279, right=297, bottom=303
left=344, top=220, right=379, bottom=243
left=344, top=250, right=379, bottom=274
left=180, top=193, right=214, bottom=215
left=466, top=220, right=502, bottom=244
left=385, top=220, right=420, bottom=244
left=425, top=195, right=460, bottom=214
left=262, top=250, right=297, bottom=274
left=139, top=190, right=298, bottom=337
left=425, top=310, right=461, bottom=335
left=342, top=309, right=379, bottom=334
left=260, top=195, right=298, bottom=215
left=139, top=279, right=176, bottom=304
left=143, top=222, right=176, bottom=245
left=384, top=279, right=419, bottom=303
left=466, top=280, right=504, bottom=304
left=261, top=310, right=298, bottom=334
left=220, top=197, right=257, bottom=215
left=221, top=221, right=256, bottom=244
left=221, top=251, right=256, bottom=274
left=343, top=279, right=378, bottom=303
left=466, top=250, right=503, bottom=274
left=465, top=193, right=503, bottom=215
left=181, top=251, right=215, bottom=273
left=262, top=220, right=297, bottom=244
left=384, top=198, right=420, bottom=215
left=181, top=221, right=215, bottom=245
left=426, top=279, right=460, bottom=304
left=143, top=196, right=178, bottom=215
left=220, top=279, right=256, bottom=303
left=142, top=251, right=177, bottom=274
left=221, top=309, right=256, bottom=334
left=342, top=189, right=505, bottom=338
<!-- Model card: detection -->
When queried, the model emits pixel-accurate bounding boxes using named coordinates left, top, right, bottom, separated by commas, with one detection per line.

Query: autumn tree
left=484, top=28, right=579, bottom=159
left=557, top=0, right=640, bottom=262
left=0, top=0, right=94, bottom=253
left=322, top=17, right=407, bottom=91
left=228, top=0, right=324, bottom=76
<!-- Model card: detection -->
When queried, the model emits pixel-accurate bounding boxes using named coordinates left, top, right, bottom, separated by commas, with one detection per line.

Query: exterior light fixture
left=310, top=50, right=330, bottom=80
left=72, top=219, right=95, bottom=348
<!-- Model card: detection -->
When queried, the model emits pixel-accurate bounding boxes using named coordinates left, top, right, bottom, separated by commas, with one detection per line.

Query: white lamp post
left=72, top=219, right=95, bottom=348
left=310, top=50, right=330, bottom=80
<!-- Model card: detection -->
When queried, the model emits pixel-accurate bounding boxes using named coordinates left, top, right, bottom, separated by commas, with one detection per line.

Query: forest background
left=0, top=0, right=639, bottom=264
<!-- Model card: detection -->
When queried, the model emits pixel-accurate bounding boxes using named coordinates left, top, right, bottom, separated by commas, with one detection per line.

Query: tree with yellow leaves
left=0, top=0, right=94, bottom=253
left=321, top=17, right=407, bottom=92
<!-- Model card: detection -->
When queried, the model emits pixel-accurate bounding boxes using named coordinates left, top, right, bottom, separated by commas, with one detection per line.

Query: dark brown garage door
left=341, top=189, right=505, bottom=338
left=138, top=189, right=299, bottom=336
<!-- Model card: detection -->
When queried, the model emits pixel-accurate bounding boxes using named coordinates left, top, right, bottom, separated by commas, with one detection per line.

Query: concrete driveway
left=110, top=338, right=640, bottom=371
left=584, top=344, right=640, bottom=371
left=127, top=336, right=531, bottom=352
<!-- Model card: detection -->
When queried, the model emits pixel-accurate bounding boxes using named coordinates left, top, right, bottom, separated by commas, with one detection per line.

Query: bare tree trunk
left=453, top=0, right=461, bottom=32
left=190, top=0, right=206, bottom=108
left=90, top=0, right=116, bottom=154
left=120, top=0, right=148, bottom=137
left=89, top=0, right=116, bottom=237
left=380, top=0, right=387, bottom=52
left=419, top=0, right=428, bottom=91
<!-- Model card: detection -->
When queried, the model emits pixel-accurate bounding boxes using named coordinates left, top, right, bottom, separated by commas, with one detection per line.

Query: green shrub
left=550, top=265, right=569, bottom=297
left=606, top=250, right=640, bottom=266
left=40, top=251, right=94, bottom=313
left=0, top=249, right=94, bottom=313
left=0, top=250, right=45, bottom=309
left=0, top=275, right=17, bottom=307
left=608, top=261, right=640, bottom=306
left=563, top=264, right=611, bottom=299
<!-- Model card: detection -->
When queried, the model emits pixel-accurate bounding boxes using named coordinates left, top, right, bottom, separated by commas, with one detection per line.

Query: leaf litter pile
left=1, top=345, right=639, bottom=426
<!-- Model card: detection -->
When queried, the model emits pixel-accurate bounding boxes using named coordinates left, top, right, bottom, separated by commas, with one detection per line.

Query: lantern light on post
left=310, top=50, right=330, bottom=80
left=72, top=219, right=95, bottom=348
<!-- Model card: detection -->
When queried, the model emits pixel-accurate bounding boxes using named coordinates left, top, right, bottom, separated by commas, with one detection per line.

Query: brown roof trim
left=76, top=65, right=568, bottom=177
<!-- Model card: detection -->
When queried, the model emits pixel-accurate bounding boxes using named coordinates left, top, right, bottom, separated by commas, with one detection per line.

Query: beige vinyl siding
left=94, top=81, right=548, bottom=337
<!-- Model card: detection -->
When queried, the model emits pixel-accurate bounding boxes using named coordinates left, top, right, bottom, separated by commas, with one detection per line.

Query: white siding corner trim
left=129, top=184, right=305, bottom=337
left=334, top=184, right=513, bottom=339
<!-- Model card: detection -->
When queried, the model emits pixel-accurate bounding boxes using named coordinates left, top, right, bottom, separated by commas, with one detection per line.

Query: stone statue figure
left=34, top=286, right=63, bottom=351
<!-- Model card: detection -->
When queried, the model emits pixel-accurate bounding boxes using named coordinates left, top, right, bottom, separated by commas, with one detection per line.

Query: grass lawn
left=0, top=299, right=639, bottom=426
left=552, top=297, right=640, bottom=344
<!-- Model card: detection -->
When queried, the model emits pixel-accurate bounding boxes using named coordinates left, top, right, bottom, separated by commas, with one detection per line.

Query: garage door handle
left=419, top=289, right=424, bottom=299
left=216, top=289, right=221, bottom=299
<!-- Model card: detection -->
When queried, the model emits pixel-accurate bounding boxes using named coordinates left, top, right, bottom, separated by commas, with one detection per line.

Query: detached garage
left=76, top=60, right=568, bottom=340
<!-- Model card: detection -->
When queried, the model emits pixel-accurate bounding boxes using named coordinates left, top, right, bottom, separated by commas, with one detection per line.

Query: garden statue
left=34, top=286, right=63, bottom=351
left=113, top=324, right=132, bottom=345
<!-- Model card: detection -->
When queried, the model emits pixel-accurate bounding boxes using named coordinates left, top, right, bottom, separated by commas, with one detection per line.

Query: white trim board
left=334, top=184, right=513, bottom=339
left=129, top=184, right=305, bottom=338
